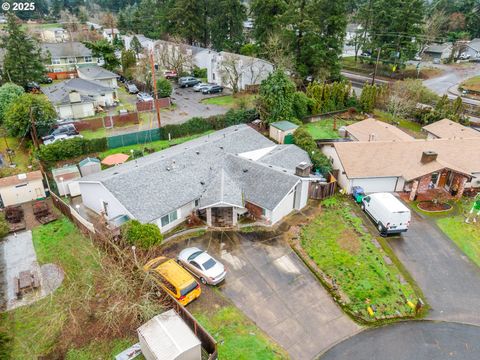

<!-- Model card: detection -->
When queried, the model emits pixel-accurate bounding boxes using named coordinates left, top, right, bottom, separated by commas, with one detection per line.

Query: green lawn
left=302, top=118, right=355, bottom=139
left=66, top=339, right=145, bottom=360
left=0, top=135, right=33, bottom=173
left=461, top=75, right=480, bottom=92
left=437, top=199, right=480, bottom=267
left=194, top=306, right=288, bottom=360
left=300, top=196, right=420, bottom=321
left=201, top=94, right=256, bottom=108
left=98, top=131, right=214, bottom=159
left=374, top=110, right=424, bottom=137
left=80, top=127, right=107, bottom=140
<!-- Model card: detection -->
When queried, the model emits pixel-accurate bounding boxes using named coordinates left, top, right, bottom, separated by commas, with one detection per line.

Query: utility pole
left=1, top=130, right=13, bottom=164
left=371, top=47, right=381, bottom=85
left=29, top=107, right=40, bottom=150
left=150, top=50, right=161, bottom=129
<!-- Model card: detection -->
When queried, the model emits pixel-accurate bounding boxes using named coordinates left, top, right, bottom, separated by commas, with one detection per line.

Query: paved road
left=321, top=321, right=480, bottom=360
left=163, top=231, right=361, bottom=360
left=388, top=211, right=480, bottom=325
left=423, top=63, right=480, bottom=97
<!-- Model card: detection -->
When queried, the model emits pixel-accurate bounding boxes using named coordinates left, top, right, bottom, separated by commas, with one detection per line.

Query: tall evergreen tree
left=1, top=14, right=46, bottom=87
left=210, top=0, right=247, bottom=52
left=251, top=0, right=288, bottom=47
left=169, top=0, right=210, bottom=46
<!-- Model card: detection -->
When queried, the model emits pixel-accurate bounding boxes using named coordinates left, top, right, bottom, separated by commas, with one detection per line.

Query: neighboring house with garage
left=269, top=121, right=299, bottom=144
left=422, top=43, right=452, bottom=61
left=78, top=125, right=323, bottom=233
left=42, top=78, right=116, bottom=120
left=343, top=118, right=414, bottom=142
left=0, top=171, right=46, bottom=207
left=77, top=65, right=119, bottom=89
left=422, top=118, right=480, bottom=140
left=461, top=38, right=480, bottom=60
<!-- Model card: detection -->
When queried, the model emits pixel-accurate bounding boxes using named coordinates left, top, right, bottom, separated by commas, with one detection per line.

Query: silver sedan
left=177, top=247, right=226, bottom=285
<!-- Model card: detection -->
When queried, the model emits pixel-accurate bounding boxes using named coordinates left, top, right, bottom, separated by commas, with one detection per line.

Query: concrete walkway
left=1, top=231, right=63, bottom=311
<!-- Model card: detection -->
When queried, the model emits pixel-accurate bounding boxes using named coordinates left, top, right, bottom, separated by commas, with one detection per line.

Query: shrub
left=157, top=77, right=173, bottom=98
left=192, top=66, right=207, bottom=79
left=292, top=91, right=314, bottom=121
left=121, top=220, right=163, bottom=249
left=36, top=137, right=107, bottom=164
left=306, top=81, right=353, bottom=114
left=0, top=213, right=9, bottom=239
left=293, top=128, right=332, bottom=174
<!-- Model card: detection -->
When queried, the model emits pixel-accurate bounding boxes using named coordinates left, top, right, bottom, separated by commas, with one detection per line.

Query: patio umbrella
left=101, top=153, right=130, bottom=166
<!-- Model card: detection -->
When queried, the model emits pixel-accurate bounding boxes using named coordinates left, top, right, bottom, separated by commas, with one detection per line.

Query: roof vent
left=196, top=151, right=200, bottom=155
left=421, top=150, right=438, bottom=164
left=243, top=169, right=248, bottom=173
left=17, top=173, right=27, bottom=180
left=219, top=146, right=224, bottom=150
left=200, top=181, right=205, bottom=185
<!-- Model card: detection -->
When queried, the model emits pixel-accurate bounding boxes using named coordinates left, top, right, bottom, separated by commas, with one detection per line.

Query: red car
left=163, top=70, right=177, bottom=79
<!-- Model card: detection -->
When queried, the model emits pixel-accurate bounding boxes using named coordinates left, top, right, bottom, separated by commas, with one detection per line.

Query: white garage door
left=351, top=177, right=398, bottom=193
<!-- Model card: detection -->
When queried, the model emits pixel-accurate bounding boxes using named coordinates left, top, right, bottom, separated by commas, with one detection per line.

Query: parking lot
left=163, top=230, right=361, bottom=360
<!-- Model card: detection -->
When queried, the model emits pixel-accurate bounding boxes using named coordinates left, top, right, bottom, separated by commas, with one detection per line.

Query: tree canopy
left=0, top=83, right=24, bottom=124
left=257, top=70, right=296, bottom=123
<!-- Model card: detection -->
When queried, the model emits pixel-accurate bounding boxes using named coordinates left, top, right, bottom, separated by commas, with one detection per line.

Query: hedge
left=36, top=137, right=107, bottom=164
left=161, top=108, right=258, bottom=140
left=121, top=220, right=163, bottom=249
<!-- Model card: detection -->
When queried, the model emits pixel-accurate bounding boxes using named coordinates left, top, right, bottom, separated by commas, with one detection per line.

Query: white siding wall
left=271, top=187, right=296, bottom=224
left=395, top=177, right=406, bottom=192
left=58, top=103, right=95, bottom=120
left=466, top=172, right=480, bottom=188
left=153, top=200, right=196, bottom=234
left=294, top=180, right=310, bottom=210
left=0, top=180, right=45, bottom=207
left=321, top=145, right=351, bottom=192
left=79, top=182, right=131, bottom=220
left=351, top=177, right=399, bottom=193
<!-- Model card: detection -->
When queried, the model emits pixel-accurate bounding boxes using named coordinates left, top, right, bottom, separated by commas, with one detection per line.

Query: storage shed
left=52, top=165, right=81, bottom=196
left=269, top=121, right=299, bottom=144
left=137, top=310, right=201, bottom=360
left=79, top=157, right=101, bottom=177
left=0, top=171, right=46, bottom=207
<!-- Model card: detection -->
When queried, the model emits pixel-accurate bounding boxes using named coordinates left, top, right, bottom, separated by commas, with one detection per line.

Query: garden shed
left=0, top=171, right=46, bottom=207
left=137, top=309, right=201, bottom=360
left=52, top=165, right=81, bottom=197
left=269, top=121, right=298, bottom=144
left=79, top=157, right=101, bottom=177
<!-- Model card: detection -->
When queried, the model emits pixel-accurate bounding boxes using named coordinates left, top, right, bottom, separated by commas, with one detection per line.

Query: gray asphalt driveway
left=387, top=211, right=480, bottom=325
left=163, top=230, right=361, bottom=360
left=321, top=321, right=480, bottom=360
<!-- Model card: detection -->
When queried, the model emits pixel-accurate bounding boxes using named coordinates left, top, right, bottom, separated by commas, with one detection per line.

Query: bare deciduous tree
left=262, top=33, right=294, bottom=71
left=154, top=38, right=194, bottom=77
left=218, top=53, right=271, bottom=93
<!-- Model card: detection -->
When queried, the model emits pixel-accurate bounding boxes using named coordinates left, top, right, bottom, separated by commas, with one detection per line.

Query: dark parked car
left=25, top=82, right=41, bottom=92
left=202, top=85, right=223, bottom=94
left=178, top=76, right=200, bottom=88
left=39, top=76, right=53, bottom=84
left=48, top=124, right=79, bottom=137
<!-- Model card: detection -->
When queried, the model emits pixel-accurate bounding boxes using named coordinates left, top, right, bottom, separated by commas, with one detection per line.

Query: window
left=191, top=261, right=201, bottom=270
left=180, top=281, right=198, bottom=296
left=431, top=172, right=439, bottom=185
left=195, top=199, right=199, bottom=207
left=160, top=210, right=178, bottom=227
left=68, top=57, right=76, bottom=64
left=261, top=208, right=266, bottom=216
left=52, top=58, right=61, bottom=65
left=202, top=258, right=216, bottom=270
left=84, top=56, right=93, bottom=63
left=15, top=183, right=27, bottom=188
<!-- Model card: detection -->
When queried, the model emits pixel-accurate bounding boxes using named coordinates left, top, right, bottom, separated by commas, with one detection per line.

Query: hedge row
left=161, top=108, right=258, bottom=140
left=36, top=137, right=107, bottom=164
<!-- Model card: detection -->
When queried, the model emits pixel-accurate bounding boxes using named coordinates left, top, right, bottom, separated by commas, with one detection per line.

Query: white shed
left=52, top=165, right=81, bottom=197
left=78, top=157, right=101, bottom=177
left=138, top=310, right=201, bottom=360
left=269, top=121, right=299, bottom=144
left=0, top=171, right=46, bottom=207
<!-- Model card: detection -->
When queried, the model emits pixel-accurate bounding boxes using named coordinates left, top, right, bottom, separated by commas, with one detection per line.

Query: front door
left=438, top=171, right=448, bottom=188
left=211, top=207, right=233, bottom=227
left=445, top=171, right=455, bottom=191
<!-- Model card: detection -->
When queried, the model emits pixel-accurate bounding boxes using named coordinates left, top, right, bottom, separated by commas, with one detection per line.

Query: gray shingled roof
left=78, top=65, right=119, bottom=80
left=425, top=43, right=451, bottom=54
left=42, top=78, right=113, bottom=105
left=41, top=42, right=92, bottom=58
left=258, top=145, right=311, bottom=174
left=80, top=125, right=307, bottom=222
left=199, top=169, right=244, bottom=208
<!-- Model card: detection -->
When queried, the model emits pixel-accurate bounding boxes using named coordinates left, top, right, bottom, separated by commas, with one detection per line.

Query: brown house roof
left=345, top=118, right=414, bottom=142
left=0, top=171, right=43, bottom=188
left=422, top=119, right=480, bottom=139
left=333, top=138, right=480, bottom=181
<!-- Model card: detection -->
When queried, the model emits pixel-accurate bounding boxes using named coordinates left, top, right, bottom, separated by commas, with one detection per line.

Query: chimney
left=421, top=150, right=438, bottom=164
left=295, top=162, right=311, bottom=177
left=69, top=91, right=81, bottom=103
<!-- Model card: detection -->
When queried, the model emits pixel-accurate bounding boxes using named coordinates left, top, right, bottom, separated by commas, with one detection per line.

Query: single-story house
left=79, top=157, right=101, bottom=177
left=124, top=34, right=155, bottom=53
left=269, top=121, right=299, bottom=144
left=41, top=42, right=101, bottom=78
left=78, top=125, right=317, bottom=233
left=138, top=310, right=201, bottom=360
left=0, top=171, right=46, bottom=207
left=52, top=165, right=81, bottom=197
left=102, top=28, right=120, bottom=43
left=422, top=119, right=480, bottom=140
left=42, top=78, right=116, bottom=120
left=40, top=27, right=69, bottom=43
left=322, top=134, right=480, bottom=199
left=344, top=118, right=414, bottom=142
left=461, top=38, right=480, bottom=60
left=77, top=65, right=119, bottom=89
left=422, top=43, right=452, bottom=61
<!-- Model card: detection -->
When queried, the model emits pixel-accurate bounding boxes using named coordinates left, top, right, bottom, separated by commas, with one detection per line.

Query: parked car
left=125, top=82, right=139, bottom=94
left=25, top=81, right=40, bottom=92
left=178, top=76, right=200, bottom=88
left=177, top=247, right=226, bottom=285
left=137, top=92, right=154, bottom=102
left=202, top=85, right=223, bottom=94
left=459, top=53, right=471, bottom=60
left=42, top=133, right=83, bottom=145
left=39, top=76, right=53, bottom=84
left=163, top=70, right=178, bottom=79
left=193, top=82, right=210, bottom=92
left=361, top=192, right=411, bottom=235
left=143, top=256, right=201, bottom=306
left=42, top=124, right=81, bottom=145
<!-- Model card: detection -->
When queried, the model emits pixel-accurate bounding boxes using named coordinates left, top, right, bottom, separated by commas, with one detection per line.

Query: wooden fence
left=136, top=98, right=171, bottom=112
left=50, top=192, right=218, bottom=359
left=309, top=173, right=337, bottom=200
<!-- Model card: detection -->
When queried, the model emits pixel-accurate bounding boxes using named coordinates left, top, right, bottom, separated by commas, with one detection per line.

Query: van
left=361, top=192, right=411, bottom=235
left=143, top=256, right=201, bottom=306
